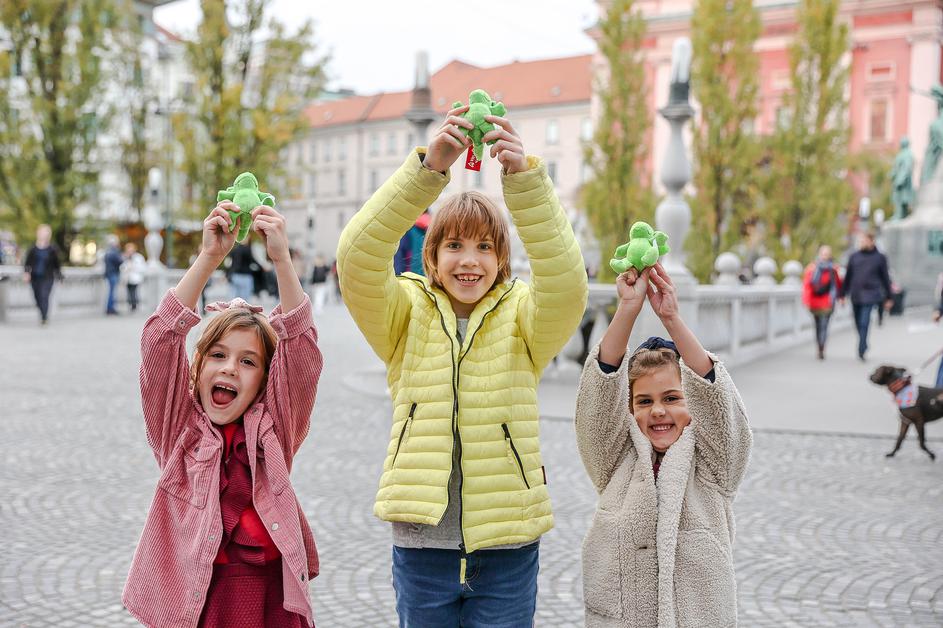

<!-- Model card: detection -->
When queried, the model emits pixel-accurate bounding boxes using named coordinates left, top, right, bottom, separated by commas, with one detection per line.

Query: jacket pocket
left=158, top=428, right=213, bottom=508
left=581, top=509, right=623, bottom=618
left=259, top=425, right=290, bottom=495
left=391, top=403, right=417, bottom=469
left=502, top=423, right=530, bottom=489
left=675, top=529, right=737, bottom=627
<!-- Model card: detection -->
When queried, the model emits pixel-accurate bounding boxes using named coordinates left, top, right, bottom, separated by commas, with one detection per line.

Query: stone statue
left=668, top=38, right=692, bottom=105
left=920, top=83, right=943, bottom=186
left=890, top=137, right=915, bottom=220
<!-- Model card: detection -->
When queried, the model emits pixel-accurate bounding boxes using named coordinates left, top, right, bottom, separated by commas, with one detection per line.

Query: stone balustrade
left=1, top=255, right=851, bottom=367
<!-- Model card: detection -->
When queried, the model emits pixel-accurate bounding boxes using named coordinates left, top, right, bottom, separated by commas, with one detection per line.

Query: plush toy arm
left=260, top=192, right=275, bottom=207
left=217, top=190, right=235, bottom=202
left=614, top=242, right=630, bottom=258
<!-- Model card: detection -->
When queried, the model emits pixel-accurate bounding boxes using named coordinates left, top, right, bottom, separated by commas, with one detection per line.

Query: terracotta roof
left=304, top=54, right=593, bottom=129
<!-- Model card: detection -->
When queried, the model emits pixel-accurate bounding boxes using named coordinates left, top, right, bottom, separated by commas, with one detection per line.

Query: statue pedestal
left=884, top=164, right=943, bottom=307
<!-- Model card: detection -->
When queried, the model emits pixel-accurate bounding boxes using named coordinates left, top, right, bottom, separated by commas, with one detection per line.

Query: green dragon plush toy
left=451, top=89, right=507, bottom=160
left=610, top=221, right=670, bottom=273
left=216, top=172, right=275, bottom=243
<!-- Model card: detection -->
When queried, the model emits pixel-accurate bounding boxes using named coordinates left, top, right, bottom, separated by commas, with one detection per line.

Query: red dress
left=198, top=422, right=308, bottom=628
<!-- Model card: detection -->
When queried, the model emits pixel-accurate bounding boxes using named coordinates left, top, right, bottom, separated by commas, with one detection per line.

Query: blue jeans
left=392, top=543, right=539, bottom=628
left=852, top=302, right=875, bottom=358
left=936, top=358, right=943, bottom=389
left=105, top=274, right=119, bottom=313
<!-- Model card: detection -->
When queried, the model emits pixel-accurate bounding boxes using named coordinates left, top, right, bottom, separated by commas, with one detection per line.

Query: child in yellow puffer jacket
left=336, top=105, right=587, bottom=627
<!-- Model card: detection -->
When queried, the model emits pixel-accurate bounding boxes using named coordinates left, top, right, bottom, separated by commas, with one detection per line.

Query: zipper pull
left=459, top=543, right=467, bottom=584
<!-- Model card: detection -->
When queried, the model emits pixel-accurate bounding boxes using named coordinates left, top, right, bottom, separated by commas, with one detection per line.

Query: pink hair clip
left=204, top=298, right=264, bottom=314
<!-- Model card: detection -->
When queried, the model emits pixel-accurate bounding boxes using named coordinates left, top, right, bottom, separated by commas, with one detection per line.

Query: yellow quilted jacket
left=337, top=149, right=587, bottom=552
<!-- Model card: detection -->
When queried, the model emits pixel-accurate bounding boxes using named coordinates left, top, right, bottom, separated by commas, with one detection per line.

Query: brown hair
left=190, top=309, right=279, bottom=396
left=627, top=348, right=681, bottom=412
left=422, top=191, right=511, bottom=290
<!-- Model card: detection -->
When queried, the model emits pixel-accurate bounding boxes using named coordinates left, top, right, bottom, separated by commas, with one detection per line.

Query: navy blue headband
left=633, top=336, right=679, bottom=356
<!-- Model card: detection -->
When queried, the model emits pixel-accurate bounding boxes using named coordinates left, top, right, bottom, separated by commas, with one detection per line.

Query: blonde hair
left=627, top=348, right=681, bottom=412
left=190, top=309, right=278, bottom=396
left=422, top=191, right=511, bottom=290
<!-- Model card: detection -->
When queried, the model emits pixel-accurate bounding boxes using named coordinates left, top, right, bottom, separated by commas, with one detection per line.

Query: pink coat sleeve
left=265, top=295, right=323, bottom=464
left=139, top=290, right=202, bottom=467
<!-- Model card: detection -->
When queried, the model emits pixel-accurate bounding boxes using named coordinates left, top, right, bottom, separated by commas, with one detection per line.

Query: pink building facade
left=593, top=0, right=943, bottom=192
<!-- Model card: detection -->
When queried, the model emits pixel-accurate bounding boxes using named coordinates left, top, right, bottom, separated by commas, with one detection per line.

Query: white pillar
left=909, top=8, right=942, bottom=184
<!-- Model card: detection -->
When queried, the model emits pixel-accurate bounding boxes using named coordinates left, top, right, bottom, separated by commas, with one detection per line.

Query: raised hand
left=251, top=206, right=290, bottom=264
left=483, top=115, right=528, bottom=174
left=616, top=268, right=650, bottom=317
left=646, top=262, right=680, bottom=323
left=202, top=203, right=239, bottom=262
left=423, top=105, right=473, bottom=173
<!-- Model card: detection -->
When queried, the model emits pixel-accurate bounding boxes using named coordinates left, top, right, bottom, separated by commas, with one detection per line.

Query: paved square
left=2, top=301, right=941, bottom=626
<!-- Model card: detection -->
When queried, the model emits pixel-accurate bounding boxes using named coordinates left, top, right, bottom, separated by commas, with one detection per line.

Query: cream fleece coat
left=575, top=344, right=752, bottom=628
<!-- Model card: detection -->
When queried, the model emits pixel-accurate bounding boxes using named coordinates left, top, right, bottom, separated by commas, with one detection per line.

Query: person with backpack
left=802, top=245, right=843, bottom=360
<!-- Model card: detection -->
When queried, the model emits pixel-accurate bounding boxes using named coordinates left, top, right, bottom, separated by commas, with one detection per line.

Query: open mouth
left=649, top=423, right=675, bottom=434
left=454, top=274, right=482, bottom=286
left=211, top=382, right=239, bottom=408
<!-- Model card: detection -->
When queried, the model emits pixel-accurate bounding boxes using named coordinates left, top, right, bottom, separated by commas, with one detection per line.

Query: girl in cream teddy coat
left=575, top=264, right=752, bottom=628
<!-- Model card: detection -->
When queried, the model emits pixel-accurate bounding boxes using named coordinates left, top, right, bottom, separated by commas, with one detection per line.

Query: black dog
left=870, top=365, right=943, bottom=460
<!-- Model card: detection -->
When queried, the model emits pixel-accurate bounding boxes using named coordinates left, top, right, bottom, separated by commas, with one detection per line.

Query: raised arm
left=264, top=297, right=323, bottom=462
left=681, top=358, right=752, bottom=494
left=486, top=116, right=587, bottom=370
left=139, top=290, right=201, bottom=466
left=336, top=150, right=448, bottom=362
left=576, top=344, right=636, bottom=492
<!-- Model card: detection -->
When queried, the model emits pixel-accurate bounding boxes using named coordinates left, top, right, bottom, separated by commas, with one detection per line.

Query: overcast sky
left=153, top=0, right=600, bottom=95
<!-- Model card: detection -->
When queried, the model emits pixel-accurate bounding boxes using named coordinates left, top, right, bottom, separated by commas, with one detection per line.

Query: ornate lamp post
left=654, top=38, right=695, bottom=284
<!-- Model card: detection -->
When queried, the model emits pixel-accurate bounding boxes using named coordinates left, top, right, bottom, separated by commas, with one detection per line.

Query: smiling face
left=191, top=310, right=277, bottom=426
left=435, top=235, right=498, bottom=317
left=423, top=192, right=511, bottom=317
left=631, top=362, right=691, bottom=453
left=197, top=329, right=266, bottom=425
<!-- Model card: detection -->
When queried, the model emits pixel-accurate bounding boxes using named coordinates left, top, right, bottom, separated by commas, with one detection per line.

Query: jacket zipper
left=502, top=423, right=531, bottom=489
left=391, top=402, right=417, bottom=467
left=402, top=276, right=517, bottom=583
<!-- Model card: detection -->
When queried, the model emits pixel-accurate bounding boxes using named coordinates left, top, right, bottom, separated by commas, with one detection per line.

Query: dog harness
left=889, top=377, right=917, bottom=409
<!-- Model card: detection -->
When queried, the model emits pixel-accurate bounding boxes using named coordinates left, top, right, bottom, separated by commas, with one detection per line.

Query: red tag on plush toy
left=464, top=146, right=482, bottom=171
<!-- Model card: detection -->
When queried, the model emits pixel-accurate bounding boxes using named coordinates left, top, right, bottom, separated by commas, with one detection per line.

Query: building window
left=323, top=138, right=332, bottom=162
left=867, top=62, right=895, bottom=82
left=308, top=173, right=317, bottom=197
left=387, top=132, right=397, bottom=155
left=338, top=137, right=347, bottom=161
left=547, top=161, right=558, bottom=182
left=337, top=170, right=346, bottom=195
left=546, top=120, right=559, bottom=145
left=580, top=117, right=593, bottom=142
left=369, top=133, right=380, bottom=156
left=309, top=139, right=317, bottom=163
left=369, top=169, right=379, bottom=191
left=868, top=98, right=889, bottom=143
left=473, top=169, right=483, bottom=189
left=338, top=211, right=345, bottom=228
left=406, top=132, right=415, bottom=149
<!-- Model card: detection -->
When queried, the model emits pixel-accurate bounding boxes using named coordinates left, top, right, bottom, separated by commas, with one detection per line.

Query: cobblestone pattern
left=2, top=306, right=942, bottom=627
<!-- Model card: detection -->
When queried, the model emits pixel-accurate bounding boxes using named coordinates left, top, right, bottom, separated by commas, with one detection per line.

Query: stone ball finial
left=782, top=260, right=803, bottom=285
left=714, top=252, right=741, bottom=285
left=753, top=256, right=778, bottom=285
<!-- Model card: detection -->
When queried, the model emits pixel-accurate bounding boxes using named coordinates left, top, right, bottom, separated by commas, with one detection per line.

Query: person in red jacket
left=124, top=203, right=323, bottom=628
left=802, top=245, right=843, bottom=360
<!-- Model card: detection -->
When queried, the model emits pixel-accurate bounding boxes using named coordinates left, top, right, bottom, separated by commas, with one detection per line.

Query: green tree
left=0, top=0, right=119, bottom=250
left=688, top=0, right=761, bottom=282
left=582, top=0, right=654, bottom=282
left=848, top=149, right=893, bottom=222
left=117, top=6, right=156, bottom=226
left=764, top=0, right=851, bottom=264
left=173, top=0, right=327, bottom=219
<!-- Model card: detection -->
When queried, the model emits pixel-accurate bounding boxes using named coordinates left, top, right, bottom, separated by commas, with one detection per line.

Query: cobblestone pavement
left=2, top=302, right=942, bottom=627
